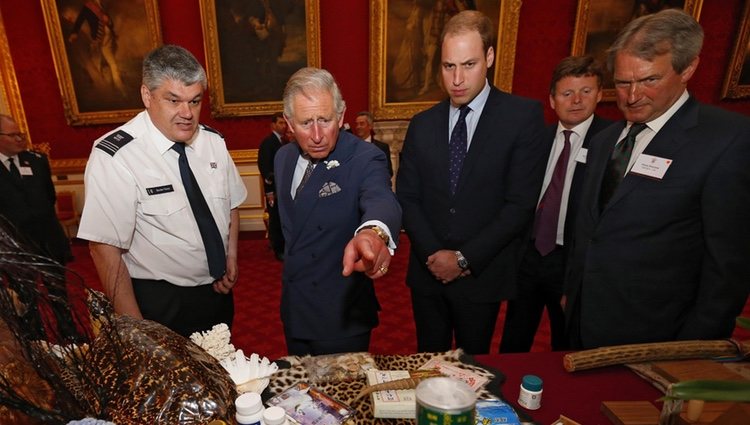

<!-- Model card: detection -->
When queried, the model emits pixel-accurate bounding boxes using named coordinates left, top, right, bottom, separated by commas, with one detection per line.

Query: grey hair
left=283, top=67, right=346, bottom=119
left=142, top=45, right=207, bottom=91
left=607, top=8, right=703, bottom=73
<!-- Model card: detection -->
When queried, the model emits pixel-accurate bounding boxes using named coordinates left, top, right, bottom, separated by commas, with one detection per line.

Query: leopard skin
left=267, top=350, right=503, bottom=425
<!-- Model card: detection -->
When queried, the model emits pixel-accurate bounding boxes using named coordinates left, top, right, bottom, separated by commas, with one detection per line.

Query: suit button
left=449, top=208, right=456, bottom=214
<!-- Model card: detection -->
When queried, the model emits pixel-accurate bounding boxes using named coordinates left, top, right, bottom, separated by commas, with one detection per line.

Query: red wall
left=1, top=1, right=747, bottom=160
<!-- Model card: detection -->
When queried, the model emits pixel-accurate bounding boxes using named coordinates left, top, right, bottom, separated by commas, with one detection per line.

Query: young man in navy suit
left=397, top=10, right=547, bottom=354
left=274, top=67, right=401, bottom=355
left=565, top=9, right=750, bottom=348
left=500, top=56, right=613, bottom=353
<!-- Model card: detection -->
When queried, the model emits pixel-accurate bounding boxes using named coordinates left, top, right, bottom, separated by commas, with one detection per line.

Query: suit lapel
left=588, top=121, right=627, bottom=219
left=287, top=133, right=357, bottom=249
left=432, top=101, right=452, bottom=195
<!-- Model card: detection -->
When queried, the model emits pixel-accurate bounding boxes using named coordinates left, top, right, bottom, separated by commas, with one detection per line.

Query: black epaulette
left=200, top=124, right=224, bottom=139
left=95, top=130, right=134, bottom=156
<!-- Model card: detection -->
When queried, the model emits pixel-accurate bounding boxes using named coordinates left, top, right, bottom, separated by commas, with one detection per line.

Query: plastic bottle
left=517, top=374, right=543, bottom=410
left=235, top=392, right=265, bottom=425
left=262, top=405, right=289, bottom=425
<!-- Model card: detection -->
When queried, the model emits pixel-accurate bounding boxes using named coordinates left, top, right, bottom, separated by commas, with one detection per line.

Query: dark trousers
left=132, top=278, right=234, bottom=338
left=267, top=203, right=284, bottom=256
left=499, top=243, right=568, bottom=353
left=285, top=331, right=371, bottom=356
left=411, top=286, right=500, bottom=354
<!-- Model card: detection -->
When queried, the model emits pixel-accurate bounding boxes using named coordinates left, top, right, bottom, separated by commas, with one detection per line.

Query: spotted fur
left=267, top=350, right=501, bottom=425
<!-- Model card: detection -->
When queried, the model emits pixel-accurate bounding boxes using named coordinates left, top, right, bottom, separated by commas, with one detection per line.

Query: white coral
left=189, top=323, right=236, bottom=362
left=221, top=349, right=279, bottom=393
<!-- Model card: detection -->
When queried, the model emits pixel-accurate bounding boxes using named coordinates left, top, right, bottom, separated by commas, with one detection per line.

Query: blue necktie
left=448, top=105, right=471, bottom=194
left=172, top=143, right=226, bottom=279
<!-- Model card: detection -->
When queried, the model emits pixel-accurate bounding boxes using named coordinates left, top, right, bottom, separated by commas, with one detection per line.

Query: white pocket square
left=319, top=181, right=341, bottom=197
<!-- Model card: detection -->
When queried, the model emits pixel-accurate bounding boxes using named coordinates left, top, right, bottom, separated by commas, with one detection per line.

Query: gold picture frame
left=722, top=0, right=750, bottom=99
left=571, top=0, right=703, bottom=101
left=0, top=8, right=30, bottom=145
left=199, top=0, right=321, bottom=118
left=370, top=0, right=522, bottom=121
left=41, top=0, right=162, bottom=126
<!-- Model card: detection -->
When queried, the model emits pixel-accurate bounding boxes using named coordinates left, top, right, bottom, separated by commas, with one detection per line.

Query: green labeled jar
left=415, top=377, right=477, bottom=425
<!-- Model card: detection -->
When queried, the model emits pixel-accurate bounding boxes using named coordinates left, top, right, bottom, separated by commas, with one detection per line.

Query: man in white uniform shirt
left=78, top=45, right=247, bottom=337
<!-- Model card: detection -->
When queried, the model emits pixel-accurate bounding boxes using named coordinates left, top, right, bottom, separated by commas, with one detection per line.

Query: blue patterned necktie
left=599, top=123, right=648, bottom=210
left=448, top=105, right=471, bottom=194
left=172, top=142, right=226, bottom=279
left=295, top=155, right=316, bottom=199
left=533, top=130, right=573, bottom=256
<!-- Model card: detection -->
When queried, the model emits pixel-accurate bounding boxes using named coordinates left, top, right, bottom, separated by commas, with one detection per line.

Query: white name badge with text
left=630, top=153, right=672, bottom=179
left=575, top=148, right=588, bottom=164
left=19, top=166, right=33, bottom=176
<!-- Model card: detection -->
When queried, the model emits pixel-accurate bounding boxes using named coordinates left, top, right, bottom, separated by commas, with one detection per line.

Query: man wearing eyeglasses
left=0, top=114, right=71, bottom=264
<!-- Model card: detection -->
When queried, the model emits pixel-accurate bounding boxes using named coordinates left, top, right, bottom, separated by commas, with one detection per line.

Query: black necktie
left=172, top=143, right=226, bottom=279
left=599, top=123, right=648, bottom=210
left=295, top=156, right=315, bottom=199
left=8, top=157, right=21, bottom=180
left=448, top=105, right=471, bottom=194
left=533, top=130, right=573, bottom=256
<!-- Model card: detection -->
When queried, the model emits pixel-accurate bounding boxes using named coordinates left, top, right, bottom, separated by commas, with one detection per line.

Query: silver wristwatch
left=455, top=250, right=469, bottom=270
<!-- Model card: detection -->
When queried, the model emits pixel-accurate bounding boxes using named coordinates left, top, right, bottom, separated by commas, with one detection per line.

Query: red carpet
left=67, top=234, right=750, bottom=360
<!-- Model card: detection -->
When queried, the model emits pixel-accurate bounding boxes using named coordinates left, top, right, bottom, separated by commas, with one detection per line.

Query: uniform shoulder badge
left=95, top=130, right=134, bottom=156
left=200, top=124, right=224, bottom=139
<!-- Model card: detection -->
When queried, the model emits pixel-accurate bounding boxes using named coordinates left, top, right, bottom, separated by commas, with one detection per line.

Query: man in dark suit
left=258, top=112, right=288, bottom=260
left=499, top=56, right=613, bottom=353
left=396, top=11, right=547, bottom=354
left=565, top=9, right=750, bottom=349
left=0, top=114, right=71, bottom=264
left=275, top=67, right=401, bottom=355
left=354, top=111, right=393, bottom=178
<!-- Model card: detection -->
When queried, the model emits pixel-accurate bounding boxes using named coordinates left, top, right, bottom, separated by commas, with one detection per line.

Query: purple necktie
left=448, top=105, right=471, bottom=194
left=533, top=130, right=572, bottom=256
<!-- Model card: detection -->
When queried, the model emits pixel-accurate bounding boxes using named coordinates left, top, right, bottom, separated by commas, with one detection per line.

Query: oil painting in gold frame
left=199, top=0, right=321, bottom=118
left=370, top=0, right=522, bottom=121
left=41, top=0, right=162, bottom=126
left=0, top=8, right=30, bottom=144
left=571, top=0, right=703, bottom=101
left=721, top=0, right=750, bottom=99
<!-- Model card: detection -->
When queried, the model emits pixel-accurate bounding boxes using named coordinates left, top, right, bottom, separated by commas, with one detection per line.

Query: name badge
left=19, top=166, right=33, bottom=176
left=630, top=153, right=672, bottom=179
left=146, top=184, right=174, bottom=195
left=575, top=148, right=588, bottom=164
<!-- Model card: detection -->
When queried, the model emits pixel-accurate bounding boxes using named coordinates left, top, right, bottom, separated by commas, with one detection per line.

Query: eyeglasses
left=0, top=132, right=26, bottom=139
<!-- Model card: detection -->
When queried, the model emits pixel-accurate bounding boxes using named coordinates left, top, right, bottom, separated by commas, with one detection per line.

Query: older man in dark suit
left=274, top=67, right=401, bottom=356
left=397, top=10, right=547, bottom=354
left=565, top=9, right=750, bottom=348
left=499, top=56, right=613, bottom=353
left=0, top=114, right=71, bottom=264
